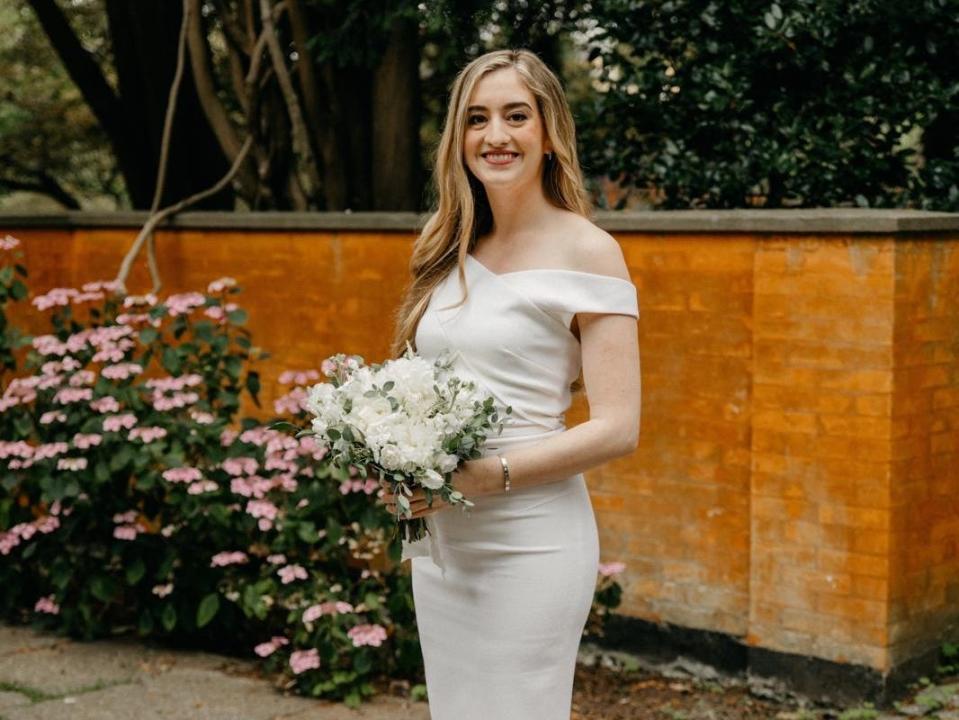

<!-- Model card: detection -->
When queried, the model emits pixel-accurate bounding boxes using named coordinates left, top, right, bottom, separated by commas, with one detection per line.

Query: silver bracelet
left=498, top=454, right=511, bottom=493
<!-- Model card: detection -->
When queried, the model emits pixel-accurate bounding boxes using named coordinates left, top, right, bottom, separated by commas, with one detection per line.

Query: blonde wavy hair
left=389, top=49, right=592, bottom=385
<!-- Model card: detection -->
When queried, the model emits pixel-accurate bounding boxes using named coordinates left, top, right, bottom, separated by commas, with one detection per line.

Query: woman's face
left=462, top=67, right=552, bottom=191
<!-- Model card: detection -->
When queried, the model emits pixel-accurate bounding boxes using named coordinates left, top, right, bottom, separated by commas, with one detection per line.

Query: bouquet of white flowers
left=296, top=344, right=510, bottom=543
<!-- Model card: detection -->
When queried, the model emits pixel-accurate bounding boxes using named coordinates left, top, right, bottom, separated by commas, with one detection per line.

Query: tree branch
left=114, top=136, right=255, bottom=294
left=186, top=0, right=261, bottom=201
left=26, top=0, right=125, bottom=142
left=258, top=0, right=321, bottom=207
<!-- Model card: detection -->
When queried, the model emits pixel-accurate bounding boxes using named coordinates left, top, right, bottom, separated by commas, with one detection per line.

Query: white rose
left=377, top=444, right=404, bottom=470
left=421, top=468, right=445, bottom=490
left=437, top=453, right=459, bottom=473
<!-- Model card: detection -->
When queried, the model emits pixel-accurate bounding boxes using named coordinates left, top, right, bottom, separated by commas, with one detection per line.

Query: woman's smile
left=482, top=152, right=520, bottom=166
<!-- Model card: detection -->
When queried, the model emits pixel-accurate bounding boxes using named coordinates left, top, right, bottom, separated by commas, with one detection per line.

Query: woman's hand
left=378, top=479, right=450, bottom=519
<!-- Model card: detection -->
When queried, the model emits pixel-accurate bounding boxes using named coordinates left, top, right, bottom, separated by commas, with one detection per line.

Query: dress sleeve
left=522, top=272, right=639, bottom=328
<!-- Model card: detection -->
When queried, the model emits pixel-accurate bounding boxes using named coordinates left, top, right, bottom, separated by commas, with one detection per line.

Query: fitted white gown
left=401, top=253, right=640, bottom=719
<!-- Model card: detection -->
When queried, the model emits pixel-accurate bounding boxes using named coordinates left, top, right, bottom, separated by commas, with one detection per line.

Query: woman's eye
left=509, top=113, right=528, bottom=122
left=467, top=115, right=485, bottom=125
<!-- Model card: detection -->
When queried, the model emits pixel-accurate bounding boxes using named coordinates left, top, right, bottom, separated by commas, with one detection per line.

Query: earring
left=546, top=152, right=554, bottom=161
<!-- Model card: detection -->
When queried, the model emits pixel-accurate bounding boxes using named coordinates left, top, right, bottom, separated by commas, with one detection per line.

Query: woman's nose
left=484, top=116, right=511, bottom=144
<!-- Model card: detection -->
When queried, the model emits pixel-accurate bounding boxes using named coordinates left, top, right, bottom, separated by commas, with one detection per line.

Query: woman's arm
left=463, top=309, right=640, bottom=496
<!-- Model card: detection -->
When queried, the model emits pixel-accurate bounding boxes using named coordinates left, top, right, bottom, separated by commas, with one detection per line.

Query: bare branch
left=211, top=0, right=252, bottom=54
left=185, top=0, right=261, bottom=202
left=114, top=136, right=255, bottom=294
left=258, top=0, right=321, bottom=206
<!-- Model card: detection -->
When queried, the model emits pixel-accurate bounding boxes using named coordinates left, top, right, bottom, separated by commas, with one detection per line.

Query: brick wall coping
left=1, top=209, right=957, bottom=234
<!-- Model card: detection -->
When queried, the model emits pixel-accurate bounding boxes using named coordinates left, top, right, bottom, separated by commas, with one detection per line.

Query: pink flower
left=598, top=561, right=627, bottom=577
left=128, top=426, right=168, bottom=443
left=73, top=433, right=103, bottom=449
left=68, top=370, right=96, bottom=387
left=245, top=499, right=278, bottom=520
left=35, top=515, right=60, bottom=533
left=53, top=387, right=93, bottom=404
left=347, top=623, right=387, bottom=648
left=162, top=467, right=202, bottom=484
left=39, top=411, right=67, bottom=425
left=123, top=293, right=157, bottom=308
left=34, top=595, right=60, bottom=615
left=278, top=369, right=320, bottom=386
left=266, top=553, right=287, bottom=565
left=57, top=457, right=88, bottom=471
left=204, top=303, right=238, bottom=322
left=221, top=456, right=259, bottom=476
left=113, top=510, right=137, bottom=524
left=187, top=480, right=218, bottom=494
left=277, top=564, right=307, bottom=584
left=302, top=601, right=353, bottom=622
left=114, top=525, right=138, bottom=541
left=210, top=551, right=248, bottom=567
left=81, top=280, right=120, bottom=293
left=33, top=442, right=69, bottom=460
left=0, top=234, right=20, bottom=250
left=273, top=387, right=309, bottom=415
left=207, top=277, right=237, bottom=294
left=103, top=413, right=137, bottom=432
left=116, top=312, right=160, bottom=327
left=152, top=583, right=174, bottom=597
left=32, top=334, right=67, bottom=356
left=101, top=363, right=143, bottom=380
left=220, top=428, right=238, bottom=446
left=254, top=635, right=289, bottom=657
left=289, top=648, right=320, bottom=674
left=90, top=396, right=121, bottom=413
left=189, top=409, right=215, bottom=424
left=164, top=292, right=206, bottom=316
left=32, top=288, right=77, bottom=311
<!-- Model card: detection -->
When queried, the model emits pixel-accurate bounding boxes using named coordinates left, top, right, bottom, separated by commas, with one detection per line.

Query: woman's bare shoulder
left=554, top=214, right=631, bottom=282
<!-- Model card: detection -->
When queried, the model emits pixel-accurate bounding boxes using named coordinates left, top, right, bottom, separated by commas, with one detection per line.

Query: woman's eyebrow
left=466, top=101, right=533, bottom=112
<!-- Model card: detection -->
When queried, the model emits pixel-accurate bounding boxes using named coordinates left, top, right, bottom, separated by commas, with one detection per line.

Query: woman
left=382, top=48, right=640, bottom=719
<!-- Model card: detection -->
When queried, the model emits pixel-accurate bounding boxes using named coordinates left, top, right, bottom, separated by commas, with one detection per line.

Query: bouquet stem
left=398, top=517, right=430, bottom=544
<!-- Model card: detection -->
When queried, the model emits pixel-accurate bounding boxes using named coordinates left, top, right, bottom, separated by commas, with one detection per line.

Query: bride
left=382, top=48, right=640, bottom=718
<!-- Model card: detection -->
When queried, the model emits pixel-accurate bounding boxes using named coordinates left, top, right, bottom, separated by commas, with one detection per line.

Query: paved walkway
left=0, top=623, right=430, bottom=719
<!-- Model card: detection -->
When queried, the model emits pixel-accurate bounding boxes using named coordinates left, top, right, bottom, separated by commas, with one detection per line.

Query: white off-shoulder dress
left=402, top=253, right=639, bottom=719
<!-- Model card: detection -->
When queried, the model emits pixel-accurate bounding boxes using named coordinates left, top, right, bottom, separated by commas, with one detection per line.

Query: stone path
left=0, top=623, right=430, bottom=719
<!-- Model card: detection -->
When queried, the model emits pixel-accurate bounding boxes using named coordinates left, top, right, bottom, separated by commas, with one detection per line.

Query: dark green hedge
left=576, top=0, right=959, bottom=210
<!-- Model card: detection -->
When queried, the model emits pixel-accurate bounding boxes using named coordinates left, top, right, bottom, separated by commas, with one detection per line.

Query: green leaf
left=224, top=355, right=242, bottom=380
left=161, top=603, right=177, bottom=632
left=226, top=308, right=247, bottom=325
left=353, top=652, right=372, bottom=675
left=162, top=346, right=181, bottom=374
left=363, top=591, right=380, bottom=610
left=109, top=445, right=134, bottom=472
left=139, top=327, right=159, bottom=344
left=137, top=609, right=155, bottom=636
left=196, top=593, right=220, bottom=628
left=125, top=557, right=146, bottom=585
left=90, top=575, right=118, bottom=602
left=245, top=371, right=260, bottom=403
left=297, top=521, right=317, bottom=544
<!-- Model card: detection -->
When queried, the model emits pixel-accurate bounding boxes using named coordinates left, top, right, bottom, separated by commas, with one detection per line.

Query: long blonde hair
left=389, top=48, right=592, bottom=362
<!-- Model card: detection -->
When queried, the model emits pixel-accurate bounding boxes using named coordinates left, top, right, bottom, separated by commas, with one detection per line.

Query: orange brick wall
left=3, top=221, right=958, bottom=678
left=748, top=237, right=896, bottom=670
left=889, top=239, right=959, bottom=667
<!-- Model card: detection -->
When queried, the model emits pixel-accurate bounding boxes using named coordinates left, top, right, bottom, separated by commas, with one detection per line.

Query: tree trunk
left=372, top=13, right=423, bottom=210
left=104, top=0, right=234, bottom=209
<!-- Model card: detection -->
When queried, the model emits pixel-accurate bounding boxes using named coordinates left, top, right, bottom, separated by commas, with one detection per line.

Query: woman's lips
left=482, top=152, right=519, bottom=166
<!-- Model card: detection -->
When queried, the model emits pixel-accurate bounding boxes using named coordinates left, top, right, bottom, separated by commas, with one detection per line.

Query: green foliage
left=578, top=0, right=959, bottom=210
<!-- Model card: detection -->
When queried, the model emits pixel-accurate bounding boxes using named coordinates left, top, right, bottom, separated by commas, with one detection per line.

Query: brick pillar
left=749, top=236, right=896, bottom=671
